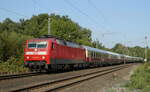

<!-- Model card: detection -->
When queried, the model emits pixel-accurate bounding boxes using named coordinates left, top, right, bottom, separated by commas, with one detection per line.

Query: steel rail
left=0, top=72, right=46, bottom=81
left=11, top=64, right=131, bottom=92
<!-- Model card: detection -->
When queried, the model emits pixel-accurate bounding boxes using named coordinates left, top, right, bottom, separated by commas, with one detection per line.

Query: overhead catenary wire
left=88, top=0, right=120, bottom=35
left=31, top=0, right=47, bottom=12
left=64, top=0, right=143, bottom=48
left=0, top=7, right=28, bottom=18
left=31, top=0, right=60, bottom=14
left=31, top=0, right=38, bottom=13
left=63, top=0, right=109, bottom=32
left=31, top=0, right=111, bottom=34
left=63, top=0, right=122, bottom=47
left=88, top=0, right=107, bottom=23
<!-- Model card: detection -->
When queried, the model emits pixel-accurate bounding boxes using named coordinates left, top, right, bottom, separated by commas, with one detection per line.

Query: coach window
left=104, top=54, right=106, bottom=58
left=99, top=53, right=101, bottom=58
left=92, top=51, right=94, bottom=58
left=95, top=52, right=96, bottom=58
left=105, top=54, right=108, bottom=58
left=98, top=53, right=100, bottom=58
left=97, top=52, right=99, bottom=58
left=102, top=54, right=105, bottom=58
left=93, top=51, right=95, bottom=58
left=101, top=53, right=104, bottom=58
left=97, top=53, right=99, bottom=58
left=103, top=54, right=105, bottom=58
left=103, top=53, right=105, bottom=58
left=100, top=53, right=101, bottom=58
left=111, top=55, right=113, bottom=59
left=94, top=52, right=96, bottom=58
left=114, top=55, right=117, bottom=59
left=88, top=51, right=91, bottom=57
left=96, top=52, right=97, bottom=58
left=91, top=51, right=93, bottom=58
left=109, top=54, right=112, bottom=59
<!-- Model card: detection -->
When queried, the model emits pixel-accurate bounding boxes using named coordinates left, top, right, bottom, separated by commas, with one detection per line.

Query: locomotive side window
left=56, top=40, right=66, bottom=45
left=66, top=42, right=80, bottom=48
left=51, top=42, right=54, bottom=49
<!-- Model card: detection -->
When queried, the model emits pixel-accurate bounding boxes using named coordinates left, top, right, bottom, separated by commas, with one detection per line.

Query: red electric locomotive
left=24, top=35, right=86, bottom=71
left=24, top=35, right=143, bottom=72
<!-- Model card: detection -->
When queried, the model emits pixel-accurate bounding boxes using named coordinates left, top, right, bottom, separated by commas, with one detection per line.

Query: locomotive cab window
left=28, top=41, right=47, bottom=48
left=37, top=41, right=47, bottom=48
left=28, top=42, right=36, bottom=48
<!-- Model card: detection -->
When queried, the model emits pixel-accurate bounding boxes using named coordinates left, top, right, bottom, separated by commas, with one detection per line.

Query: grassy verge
left=126, top=63, right=150, bottom=92
left=0, top=57, right=29, bottom=74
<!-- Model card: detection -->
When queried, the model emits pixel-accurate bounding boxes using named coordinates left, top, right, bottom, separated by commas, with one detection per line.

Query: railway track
left=11, top=64, right=131, bottom=92
left=0, top=72, right=46, bottom=81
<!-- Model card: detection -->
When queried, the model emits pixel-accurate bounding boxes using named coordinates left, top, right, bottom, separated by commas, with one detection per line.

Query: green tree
left=0, top=31, right=32, bottom=61
left=111, top=43, right=126, bottom=54
left=92, top=39, right=105, bottom=49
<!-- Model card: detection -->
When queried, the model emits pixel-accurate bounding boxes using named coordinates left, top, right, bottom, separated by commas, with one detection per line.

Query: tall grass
left=126, top=63, right=150, bottom=92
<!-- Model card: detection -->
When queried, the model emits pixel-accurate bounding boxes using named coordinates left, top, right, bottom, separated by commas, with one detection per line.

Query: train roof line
left=83, top=45, right=143, bottom=58
left=32, top=35, right=143, bottom=59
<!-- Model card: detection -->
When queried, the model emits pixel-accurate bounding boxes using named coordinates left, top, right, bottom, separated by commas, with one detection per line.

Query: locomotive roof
left=28, top=35, right=63, bottom=41
left=38, top=35, right=76, bottom=42
left=29, top=35, right=69, bottom=42
left=39, top=35, right=62, bottom=40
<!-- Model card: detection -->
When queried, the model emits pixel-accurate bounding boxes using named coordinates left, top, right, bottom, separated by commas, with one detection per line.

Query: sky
left=0, top=0, right=150, bottom=48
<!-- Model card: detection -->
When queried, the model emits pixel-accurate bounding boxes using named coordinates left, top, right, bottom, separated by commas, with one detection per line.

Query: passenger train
left=24, top=35, right=143, bottom=71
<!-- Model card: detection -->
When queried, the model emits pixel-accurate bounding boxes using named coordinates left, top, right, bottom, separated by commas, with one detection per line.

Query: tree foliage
left=111, top=43, right=147, bottom=59
left=92, top=39, right=106, bottom=49
left=0, top=31, right=32, bottom=61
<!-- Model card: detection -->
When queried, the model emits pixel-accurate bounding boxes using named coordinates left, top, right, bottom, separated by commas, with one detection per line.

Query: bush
left=0, top=57, right=29, bottom=73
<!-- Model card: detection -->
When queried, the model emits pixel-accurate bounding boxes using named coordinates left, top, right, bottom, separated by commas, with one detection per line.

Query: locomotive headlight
left=42, top=56, right=46, bottom=59
left=26, top=56, right=29, bottom=59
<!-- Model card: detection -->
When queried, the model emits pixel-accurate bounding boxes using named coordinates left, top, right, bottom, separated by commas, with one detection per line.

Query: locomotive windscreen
left=28, top=41, right=47, bottom=48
